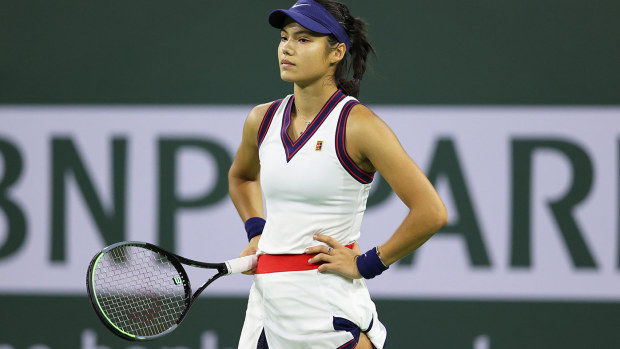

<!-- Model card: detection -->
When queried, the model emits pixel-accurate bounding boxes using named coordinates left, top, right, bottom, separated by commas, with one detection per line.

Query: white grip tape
left=225, top=254, right=258, bottom=275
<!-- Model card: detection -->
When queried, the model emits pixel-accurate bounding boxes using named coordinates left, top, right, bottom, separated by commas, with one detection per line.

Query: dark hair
left=314, top=0, right=375, bottom=98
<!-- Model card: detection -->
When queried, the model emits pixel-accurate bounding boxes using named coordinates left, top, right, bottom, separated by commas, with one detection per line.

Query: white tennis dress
left=238, top=90, right=388, bottom=349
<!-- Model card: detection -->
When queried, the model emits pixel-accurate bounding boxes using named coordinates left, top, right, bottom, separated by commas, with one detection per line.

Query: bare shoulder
left=242, top=100, right=282, bottom=142
left=344, top=104, right=400, bottom=172
left=346, top=104, right=395, bottom=144
left=347, top=103, right=378, bottom=122
left=245, top=102, right=274, bottom=130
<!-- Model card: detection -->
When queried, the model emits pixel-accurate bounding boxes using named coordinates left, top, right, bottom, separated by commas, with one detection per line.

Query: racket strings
left=92, top=245, right=189, bottom=337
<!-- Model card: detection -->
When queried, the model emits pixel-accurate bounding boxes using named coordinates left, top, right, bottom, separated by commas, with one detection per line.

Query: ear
left=329, top=43, right=347, bottom=65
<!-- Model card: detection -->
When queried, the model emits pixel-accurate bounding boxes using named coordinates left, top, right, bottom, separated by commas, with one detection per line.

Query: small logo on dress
left=315, top=141, right=323, bottom=151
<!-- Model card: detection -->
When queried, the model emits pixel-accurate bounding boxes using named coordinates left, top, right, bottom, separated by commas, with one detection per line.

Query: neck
left=292, top=83, right=339, bottom=121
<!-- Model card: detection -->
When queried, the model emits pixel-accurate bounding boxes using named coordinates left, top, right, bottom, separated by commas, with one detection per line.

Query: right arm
left=228, top=103, right=271, bottom=259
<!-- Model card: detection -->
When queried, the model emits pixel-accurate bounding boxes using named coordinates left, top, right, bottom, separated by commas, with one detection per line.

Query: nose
left=280, top=40, right=293, bottom=56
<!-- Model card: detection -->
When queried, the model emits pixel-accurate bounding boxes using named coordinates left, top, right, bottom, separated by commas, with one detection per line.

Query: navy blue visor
left=268, top=0, right=352, bottom=52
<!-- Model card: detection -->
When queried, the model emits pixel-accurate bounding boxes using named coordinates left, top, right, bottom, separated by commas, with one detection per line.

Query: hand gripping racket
left=86, top=241, right=257, bottom=341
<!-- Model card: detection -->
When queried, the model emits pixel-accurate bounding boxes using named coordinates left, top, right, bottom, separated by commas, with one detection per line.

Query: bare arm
left=309, top=105, right=448, bottom=277
left=349, top=105, right=448, bottom=265
left=228, top=103, right=271, bottom=259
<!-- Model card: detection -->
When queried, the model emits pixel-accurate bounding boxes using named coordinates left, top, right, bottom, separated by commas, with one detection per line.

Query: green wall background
left=2, top=0, right=619, bottom=104
left=3, top=296, right=620, bottom=348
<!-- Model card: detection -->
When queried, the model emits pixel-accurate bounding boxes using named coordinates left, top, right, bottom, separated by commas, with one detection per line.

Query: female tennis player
left=228, top=0, right=448, bottom=348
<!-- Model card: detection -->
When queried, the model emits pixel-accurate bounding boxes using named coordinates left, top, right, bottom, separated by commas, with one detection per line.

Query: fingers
left=307, top=249, right=333, bottom=265
left=242, top=268, right=256, bottom=275
left=312, top=233, right=342, bottom=248
left=239, top=248, right=257, bottom=258
left=239, top=250, right=255, bottom=258
left=317, top=264, right=330, bottom=273
left=240, top=245, right=257, bottom=275
left=240, top=249, right=257, bottom=274
left=305, top=235, right=362, bottom=279
left=239, top=240, right=259, bottom=275
left=312, top=250, right=361, bottom=279
left=305, top=234, right=342, bottom=255
left=304, top=244, right=331, bottom=256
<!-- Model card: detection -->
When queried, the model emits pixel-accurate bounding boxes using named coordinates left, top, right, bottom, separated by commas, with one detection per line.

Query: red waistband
left=255, top=243, right=355, bottom=274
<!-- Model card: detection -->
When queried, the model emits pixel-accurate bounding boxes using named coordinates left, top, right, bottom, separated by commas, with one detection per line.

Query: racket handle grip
left=225, top=254, right=258, bottom=275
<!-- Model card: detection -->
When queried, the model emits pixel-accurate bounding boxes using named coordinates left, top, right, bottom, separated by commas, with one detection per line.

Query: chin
left=280, top=72, right=296, bottom=83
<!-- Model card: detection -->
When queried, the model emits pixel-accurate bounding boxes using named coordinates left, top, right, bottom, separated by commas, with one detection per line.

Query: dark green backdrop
left=1, top=0, right=619, bottom=104
left=3, top=296, right=620, bottom=348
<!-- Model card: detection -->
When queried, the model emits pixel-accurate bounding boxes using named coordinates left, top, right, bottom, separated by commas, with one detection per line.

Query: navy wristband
left=356, top=247, right=389, bottom=279
left=245, top=217, right=266, bottom=241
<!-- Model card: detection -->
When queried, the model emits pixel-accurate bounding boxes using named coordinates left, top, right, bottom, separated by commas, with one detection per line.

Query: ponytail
left=315, top=0, right=375, bottom=98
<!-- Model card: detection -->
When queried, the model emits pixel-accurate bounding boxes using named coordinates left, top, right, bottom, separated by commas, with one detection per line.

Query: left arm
left=308, top=105, right=448, bottom=278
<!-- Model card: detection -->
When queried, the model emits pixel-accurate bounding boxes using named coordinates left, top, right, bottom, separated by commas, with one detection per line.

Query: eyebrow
left=280, top=28, right=320, bottom=37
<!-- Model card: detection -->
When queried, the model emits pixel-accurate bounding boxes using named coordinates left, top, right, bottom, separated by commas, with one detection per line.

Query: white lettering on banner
left=0, top=106, right=618, bottom=300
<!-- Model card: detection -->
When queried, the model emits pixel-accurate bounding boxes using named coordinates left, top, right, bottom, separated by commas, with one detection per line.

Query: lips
left=281, top=59, right=295, bottom=67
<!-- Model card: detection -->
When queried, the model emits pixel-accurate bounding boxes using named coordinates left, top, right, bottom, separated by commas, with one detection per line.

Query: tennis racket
left=86, top=240, right=257, bottom=341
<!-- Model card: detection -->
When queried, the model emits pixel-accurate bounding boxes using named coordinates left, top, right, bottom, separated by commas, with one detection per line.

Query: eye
left=298, top=37, right=309, bottom=43
left=280, top=36, right=288, bottom=42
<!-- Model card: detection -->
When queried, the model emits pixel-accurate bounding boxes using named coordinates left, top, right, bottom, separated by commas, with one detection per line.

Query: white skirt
left=237, top=269, right=388, bottom=348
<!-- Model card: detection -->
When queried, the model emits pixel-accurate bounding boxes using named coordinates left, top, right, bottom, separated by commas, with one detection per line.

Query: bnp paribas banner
left=0, top=106, right=619, bottom=348
left=0, top=106, right=619, bottom=299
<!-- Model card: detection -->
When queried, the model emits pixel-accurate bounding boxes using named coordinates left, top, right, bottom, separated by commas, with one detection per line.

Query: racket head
left=86, top=241, right=192, bottom=341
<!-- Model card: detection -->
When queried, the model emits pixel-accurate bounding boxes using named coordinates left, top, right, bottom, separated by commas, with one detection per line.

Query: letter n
left=50, top=138, right=127, bottom=261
